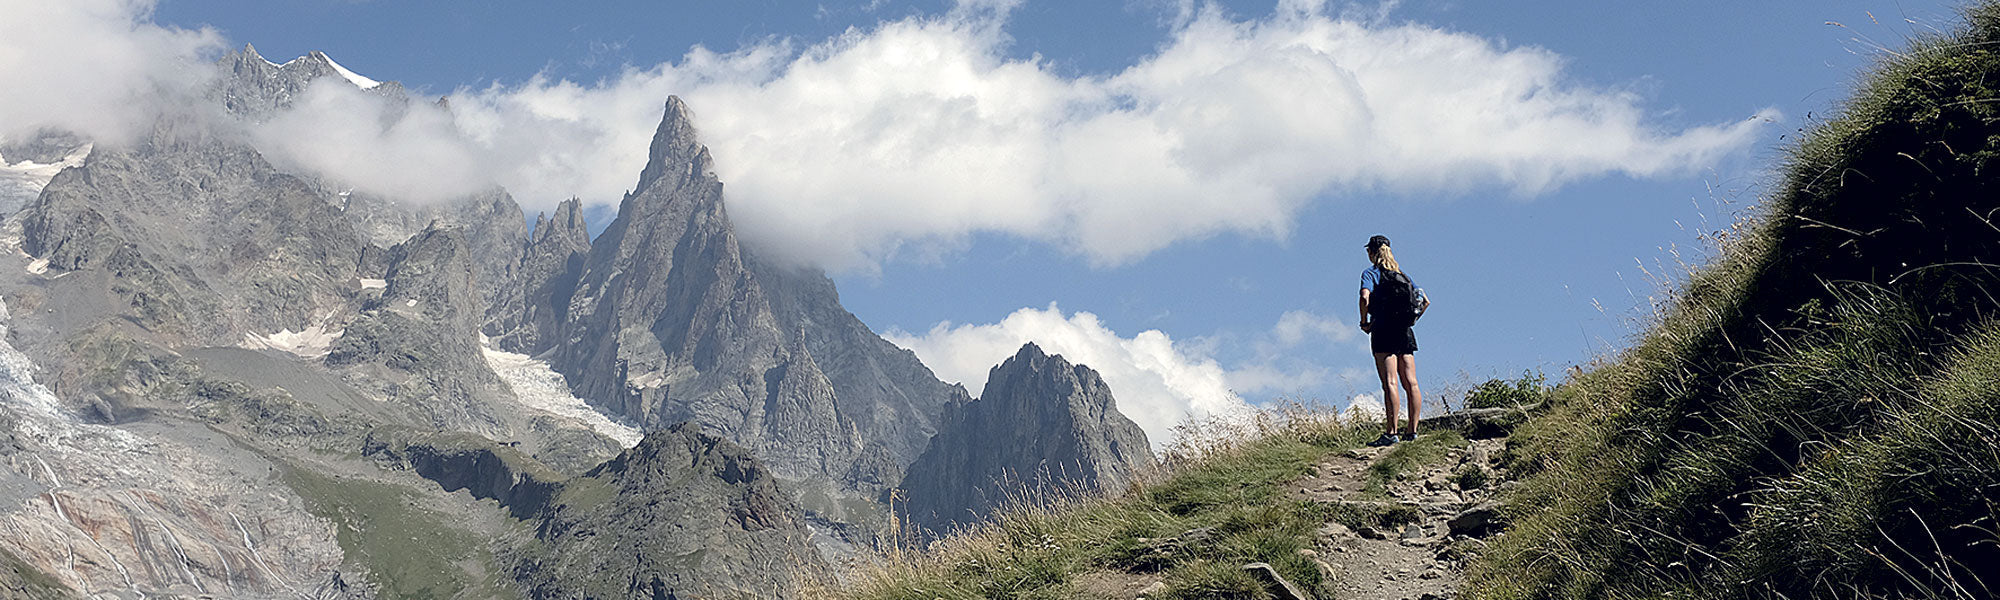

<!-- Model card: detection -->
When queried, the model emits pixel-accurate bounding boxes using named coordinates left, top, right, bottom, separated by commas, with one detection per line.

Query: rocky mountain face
left=899, top=343, right=1157, bottom=535
left=21, top=119, right=364, bottom=345
left=499, top=97, right=967, bottom=498
left=486, top=198, right=589, bottom=356
left=512, top=423, right=825, bottom=600
left=0, top=130, right=91, bottom=216
left=0, top=42, right=1111, bottom=599
left=0, top=47, right=619, bottom=598
left=338, top=188, right=529, bottom=321
left=0, top=298, right=361, bottom=599
left=214, top=44, right=409, bottom=120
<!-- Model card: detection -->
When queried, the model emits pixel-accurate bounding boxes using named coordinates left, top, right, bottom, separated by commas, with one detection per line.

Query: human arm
left=1358, top=267, right=1377, bottom=333
left=1358, top=289, right=1372, bottom=334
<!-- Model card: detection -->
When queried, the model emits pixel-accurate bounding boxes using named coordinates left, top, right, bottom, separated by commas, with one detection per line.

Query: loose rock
left=1241, top=562, right=1311, bottom=600
left=1448, top=502, right=1505, bottom=537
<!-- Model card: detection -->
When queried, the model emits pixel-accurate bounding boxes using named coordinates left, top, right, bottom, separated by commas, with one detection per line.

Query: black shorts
left=1370, top=324, right=1418, bottom=355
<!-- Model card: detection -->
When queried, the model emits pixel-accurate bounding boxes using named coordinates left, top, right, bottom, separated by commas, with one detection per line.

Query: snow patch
left=356, top=278, right=386, bottom=290
left=241, top=323, right=343, bottom=358
left=627, top=371, right=665, bottom=390
left=0, top=298, right=147, bottom=452
left=25, top=258, right=47, bottom=275
left=312, top=51, right=381, bottom=89
left=0, top=143, right=91, bottom=214
left=481, top=343, right=641, bottom=447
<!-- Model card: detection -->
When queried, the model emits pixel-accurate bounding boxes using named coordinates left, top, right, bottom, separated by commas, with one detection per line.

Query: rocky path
left=1078, top=433, right=1511, bottom=600
left=1289, top=437, right=1508, bottom=600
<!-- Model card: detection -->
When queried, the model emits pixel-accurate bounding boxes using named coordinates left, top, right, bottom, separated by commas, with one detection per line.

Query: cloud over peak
left=527, top=0, right=1775, bottom=271
left=2, top=0, right=1775, bottom=273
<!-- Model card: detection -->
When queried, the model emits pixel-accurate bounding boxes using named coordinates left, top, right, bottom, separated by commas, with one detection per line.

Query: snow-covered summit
left=310, top=50, right=382, bottom=89
left=217, top=44, right=405, bottom=118
left=229, top=43, right=383, bottom=90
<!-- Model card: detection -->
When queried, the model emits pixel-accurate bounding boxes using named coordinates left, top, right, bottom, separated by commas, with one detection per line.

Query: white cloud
left=885, top=304, right=1247, bottom=448
left=1269, top=309, right=1354, bottom=349
left=1221, top=309, right=1360, bottom=394
left=251, top=81, right=494, bottom=204
left=0, top=0, right=221, bottom=145
left=1343, top=392, right=1384, bottom=424
left=7, top=1, right=1774, bottom=272
left=658, top=1, right=1771, bottom=271
left=885, top=304, right=1369, bottom=447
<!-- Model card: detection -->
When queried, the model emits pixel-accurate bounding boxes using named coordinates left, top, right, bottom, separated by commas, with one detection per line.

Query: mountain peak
left=530, top=197, right=589, bottom=247
left=632, top=96, right=712, bottom=197
left=306, top=50, right=382, bottom=89
left=212, top=45, right=403, bottom=118
left=899, top=344, right=1157, bottom=534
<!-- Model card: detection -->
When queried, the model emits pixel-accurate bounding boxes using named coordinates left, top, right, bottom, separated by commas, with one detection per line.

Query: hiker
left=1359, top=235, right=1429, bottom=447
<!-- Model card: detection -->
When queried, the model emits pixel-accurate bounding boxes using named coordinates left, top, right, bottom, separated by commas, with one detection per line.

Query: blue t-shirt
left=1360, top=266, right=1425, bottom=301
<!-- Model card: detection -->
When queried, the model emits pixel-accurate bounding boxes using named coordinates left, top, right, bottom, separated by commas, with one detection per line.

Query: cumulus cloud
left=251, top=81, right=494, bottom=203
left=885, top=304, right=1246, bottom=448
left=1268, top=309, right=1354, bottom=350
left=0, top=0, right=221, bottom=145
left=679, top=1, right=1776, bottom=270
left=9, top=0, right=1775, bottom=271
left=1343, top=392, right=1384, bottom=423
left=419, top=0, right=1772, bottom=271
left=886, top=304, right=1369, bottom=447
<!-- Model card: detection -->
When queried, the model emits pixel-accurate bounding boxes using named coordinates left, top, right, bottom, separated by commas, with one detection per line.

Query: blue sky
left=7, top=0, right=1965, bottom=441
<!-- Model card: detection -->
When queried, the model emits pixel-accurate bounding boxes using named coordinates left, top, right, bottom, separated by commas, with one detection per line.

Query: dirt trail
left=1289, top=437, right=1508, bottom=600
left=1078, top=434, right=1510, bottom=600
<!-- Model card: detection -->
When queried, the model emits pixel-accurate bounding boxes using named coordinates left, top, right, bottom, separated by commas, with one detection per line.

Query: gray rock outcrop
left=898, top=343, right=1157, bottom=535
left=513, top=422, right=826, bottom=600
left=324, top=223, right=511, bottom=434
left=486, top=198, right=589, bottom=354
left=22, top=118, right=366, bottom=343
left=335, top=187, right=529, bottom=319
left=213, top=44, right=408, bottom=120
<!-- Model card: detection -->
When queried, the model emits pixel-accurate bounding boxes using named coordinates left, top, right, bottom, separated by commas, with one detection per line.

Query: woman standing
left=1358, top=235, right=1430, bottom=447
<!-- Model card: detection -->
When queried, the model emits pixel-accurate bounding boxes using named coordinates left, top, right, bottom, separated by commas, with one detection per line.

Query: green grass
left=1464, top=372, right=1550, bottom=410
left=1361, top=430, right=1466, bottom=498
left=1450, top=464, right=1489, bottom=491
left=820, top=411, right=1380, bottom=600
left=1465, top=4, right=2000, bottom=598
left=280, top=463, right=517, bottom=600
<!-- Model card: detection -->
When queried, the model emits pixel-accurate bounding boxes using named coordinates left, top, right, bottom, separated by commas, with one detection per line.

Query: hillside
left=815, top=4, right=2000, bottom=600
left=1470, top=5, right=2000, bottom=598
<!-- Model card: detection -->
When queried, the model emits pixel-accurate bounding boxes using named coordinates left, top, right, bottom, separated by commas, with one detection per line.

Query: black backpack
left=1370, top=270, right=1421, bottom=326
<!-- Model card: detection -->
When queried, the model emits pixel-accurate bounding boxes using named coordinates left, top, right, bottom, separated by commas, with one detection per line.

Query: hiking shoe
left=1366, top=433, right=1399, bottom=447
left=1400, top=431, right=1417, bottom=442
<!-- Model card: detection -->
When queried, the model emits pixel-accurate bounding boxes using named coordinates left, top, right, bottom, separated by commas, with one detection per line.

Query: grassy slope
left=1469, top=4, right=2000, bottom=599
left=280, top=463, right=517, bottom=600
left=817, top=412, right=1462, bottom=600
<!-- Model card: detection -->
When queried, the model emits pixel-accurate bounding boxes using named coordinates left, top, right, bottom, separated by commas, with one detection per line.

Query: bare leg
left=1396, top=353, right=1423, bottom=436
left=1374, top=352, right=1400, bottom=435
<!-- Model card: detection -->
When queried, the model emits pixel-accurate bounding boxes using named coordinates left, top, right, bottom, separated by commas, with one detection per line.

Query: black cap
left=1366, top=235, right=1391, bottom=250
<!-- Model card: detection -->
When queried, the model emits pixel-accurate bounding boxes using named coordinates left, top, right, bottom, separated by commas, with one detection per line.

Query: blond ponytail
left=1372, top=246, right=1401, bottom=274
